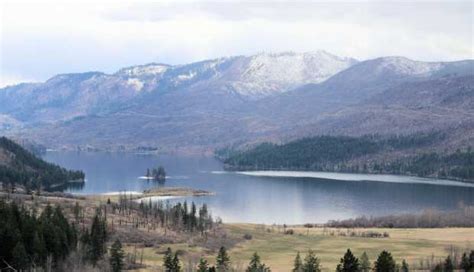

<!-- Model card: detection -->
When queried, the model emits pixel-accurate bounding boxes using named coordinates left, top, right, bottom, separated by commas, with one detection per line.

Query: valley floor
left=2, top=191, right=473, bottom=272
left=131, top=224, right=474, bottom=272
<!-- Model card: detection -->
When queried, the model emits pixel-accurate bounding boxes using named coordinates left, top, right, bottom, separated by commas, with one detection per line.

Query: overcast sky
left=0, top=0, right=472, bottom=87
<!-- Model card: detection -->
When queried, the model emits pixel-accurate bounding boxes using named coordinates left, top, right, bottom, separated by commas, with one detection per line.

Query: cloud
left=0, top=0, right=472, bottom=87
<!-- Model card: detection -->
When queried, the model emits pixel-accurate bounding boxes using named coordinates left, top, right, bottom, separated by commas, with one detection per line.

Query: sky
left=0, top=0, right=473, bottom=87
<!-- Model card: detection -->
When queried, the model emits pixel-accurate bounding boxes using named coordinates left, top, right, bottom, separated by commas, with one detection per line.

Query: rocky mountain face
left=0, top=52, right=472, bottom=154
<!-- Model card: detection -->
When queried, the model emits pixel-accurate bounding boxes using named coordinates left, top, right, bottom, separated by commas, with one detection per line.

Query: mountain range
left=0, top=51, right=472, bottom=154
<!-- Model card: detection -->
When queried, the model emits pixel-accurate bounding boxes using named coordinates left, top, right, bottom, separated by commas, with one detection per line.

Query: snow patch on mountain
left=374, top=57, right=444, bottom=76
left=225, top=51, right=357, bottom=97
left=127, top=78, right=144, bottom=91
left=116, top=63, right=170, bottom=78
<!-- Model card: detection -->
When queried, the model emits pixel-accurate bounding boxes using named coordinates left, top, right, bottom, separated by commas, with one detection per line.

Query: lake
left=44, top=151, right=474, bottom=224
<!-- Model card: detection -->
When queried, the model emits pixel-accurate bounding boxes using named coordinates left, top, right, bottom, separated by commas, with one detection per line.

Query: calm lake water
left=44, top=151, right=474, bottom=224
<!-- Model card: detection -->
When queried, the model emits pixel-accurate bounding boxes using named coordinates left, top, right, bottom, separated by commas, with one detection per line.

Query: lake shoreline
left=217, top=170, right=474, bottom=188
left=85, top=187, right=215, bottom=202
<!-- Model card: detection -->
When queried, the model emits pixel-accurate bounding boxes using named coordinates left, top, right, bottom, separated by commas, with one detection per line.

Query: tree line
left=0, top=137, right=85, bottom=192
left=220, top=133, right=474, bottom=181
left=161, top=246, right=474, bottom=272
left=326, top=205, right=474, bottom=228
left=114, top=193, right=215, bottom=233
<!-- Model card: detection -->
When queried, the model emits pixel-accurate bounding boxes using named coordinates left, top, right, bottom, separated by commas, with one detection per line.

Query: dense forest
left=220, top=133, right=474, bottom=181
left=0, top=137, right=85, bottom=192
left=0, top=201, right=80, bottom=270
left=0, top=200, right=122, bottom=271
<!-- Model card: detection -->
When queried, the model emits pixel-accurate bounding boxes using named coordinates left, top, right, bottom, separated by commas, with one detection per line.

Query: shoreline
left=85, top=187, right=215, bottom=202
left=215, top=170, right=474, bottom=188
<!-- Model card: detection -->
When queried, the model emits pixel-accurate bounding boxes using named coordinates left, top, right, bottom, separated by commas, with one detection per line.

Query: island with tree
left=145, top=165, right=167, bottom=182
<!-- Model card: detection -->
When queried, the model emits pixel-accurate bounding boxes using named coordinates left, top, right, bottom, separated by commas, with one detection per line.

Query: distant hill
left=221, top=134, right=474, bottom=182
left=0, top=52, right=472, bottom=154
left=0, top=137, right=84, bottom=192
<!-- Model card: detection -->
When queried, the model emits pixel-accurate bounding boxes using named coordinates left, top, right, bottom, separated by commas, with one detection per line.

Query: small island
left=146, top=165, right=166, bottom=182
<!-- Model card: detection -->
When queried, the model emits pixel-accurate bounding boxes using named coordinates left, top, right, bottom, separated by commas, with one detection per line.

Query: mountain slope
left=252, top=57, right=474, bottom=121
left=0, top=51, right=356, bottom=125
left=1, top=54, right=473, bottom=154
left=221, top=134, right=474, bottom=182
left=0, top=137, right=84, bottom=191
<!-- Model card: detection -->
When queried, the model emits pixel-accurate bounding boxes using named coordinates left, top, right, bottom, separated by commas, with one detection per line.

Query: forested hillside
left=0, top=137, right=84, bottom=192
left=221, top=134, right=474, bottom=181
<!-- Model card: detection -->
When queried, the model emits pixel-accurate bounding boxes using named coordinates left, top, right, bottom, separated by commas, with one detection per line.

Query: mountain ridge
left=0, top=52, right=473, bottom=154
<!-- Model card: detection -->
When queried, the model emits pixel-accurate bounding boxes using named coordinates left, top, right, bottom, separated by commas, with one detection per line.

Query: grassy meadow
left=128, top=224, right=474, bottom=271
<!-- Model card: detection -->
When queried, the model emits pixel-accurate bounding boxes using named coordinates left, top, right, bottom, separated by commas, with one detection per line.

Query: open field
left=128, top=224, right=474, bottom=271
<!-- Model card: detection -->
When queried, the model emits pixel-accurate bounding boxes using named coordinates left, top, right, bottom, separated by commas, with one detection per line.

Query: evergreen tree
left=110, top=239, right=125, bottom=272
left=433, top=264, right=443, bottom=272
left=12, top=241, right=30, bottom=270
left=183, top=201, right=189, bottom=229
left=163, top=248, right=174, bottom=271
left=197, top=258, right=209, bottom=272
left=172, top=252, right=181, bottom=272
left=374, top=251, right=396, bottom=272
left=293, top=252, right=303, bottom=272
left=303, top=250, right=321, bottom=272
left=460, top=252, right=471, bottom=272
left=246, top=252, right=271, bottom=272
left=88, top=212, right=108, bottom=264
left=401, top=259, right=409, bottom=272
left=336, top=249, right=360, bottom=272
left=216, top=246, right=231, bottom=272
left=444, top=255, right=454, bottom=272
left=191, top=202, right=197, bottom=231
left=359, top=252, right=371, bottom=272
left=470, top=251, right=474, bottom=271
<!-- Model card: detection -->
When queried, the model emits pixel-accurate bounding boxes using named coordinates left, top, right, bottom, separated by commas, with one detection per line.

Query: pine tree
left=374, top=251, right=396, bottom=272
left=197, top=258, right=209, bottom=272
left=336, top=249, right=359, bottom=272
left=191, top=202, right=197, bottom=232
left=216, top=246, right=231, bottom=272
left=293, top=252, right=303, bottom=272
left=89, top=213, right=107, bottom=264
left=433, top=263, right=443, bottom=272
left=110, top=239, right=125, bottom=272
left=359, top=252, right=371, bottom=272
left=401, top=259, right=409, bottom=272
left=183, top=201, right=189, bottom=229
left=172, top=253, right=181, bottom=272
left=163, top=248, right=174, bottom=271
left=444, top=255, right=454, bottom=272
left=12, top=241, right=30, bottom=270
left=246, top=252, right=271, bottom=272
left=469, top=251, right=474, bottom=271
left=460, top=252, right=470, bottom=272
left=303, top=250, right=321, bottom=272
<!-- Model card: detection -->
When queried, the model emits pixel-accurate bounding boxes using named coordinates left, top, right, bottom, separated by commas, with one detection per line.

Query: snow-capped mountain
left=113, top=50, right=356, bottom=97
left=213, top=51, right=357, bottom=97
left=0, top=52, right=472, bottom=153
left=0, top=51, right=356, bottom=123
